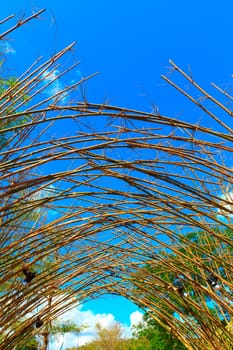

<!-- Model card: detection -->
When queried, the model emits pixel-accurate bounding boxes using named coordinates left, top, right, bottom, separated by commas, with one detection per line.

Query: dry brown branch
left=1, top=9, right=233, bottom=350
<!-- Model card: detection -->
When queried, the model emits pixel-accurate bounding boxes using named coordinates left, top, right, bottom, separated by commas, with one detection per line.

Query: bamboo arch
left=0, top=9, right=233, bottom=350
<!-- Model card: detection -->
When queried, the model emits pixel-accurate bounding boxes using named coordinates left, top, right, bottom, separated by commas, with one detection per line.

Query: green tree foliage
left=70, top=323, right=152, bottom=350
left=133, top=313, right=187, bottom=350
left=74, top=337, right=152, bottom=350
left=2, top=7, right=233, bottom=350
left=15, top=339, right=38, bottom=350
left=0, top=74, right=30, bottom=148
left=94, top=322, right=125, bottom=350
left=131, top=227, right=233, bottom=349
left=39, top=319, right=83, bottom=350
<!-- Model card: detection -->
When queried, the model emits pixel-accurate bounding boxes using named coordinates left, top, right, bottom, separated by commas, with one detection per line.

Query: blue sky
left=1, top=0, right=233, bottom=348
left=2, top=0, right=233, bottom=113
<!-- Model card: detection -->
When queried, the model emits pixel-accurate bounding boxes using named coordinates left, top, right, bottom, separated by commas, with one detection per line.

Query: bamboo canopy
left=0, top=9, right=233, bottom=350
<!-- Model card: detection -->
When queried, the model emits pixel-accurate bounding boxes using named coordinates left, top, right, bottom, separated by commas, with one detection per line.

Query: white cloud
left=42, top=69, right=67, bottom=103
left=26, top=293, right=144, bottom=348
left=130, top=310, right=143, bottom=326
left=48, top=305, right=144, bottom=349
left=49, top=305, right=116, bottom=348
left=0, top=41, right=15, bottom=55
left=41, top=67, right=84, bottom=104
left=220, top=191, right=233, bottom=212
left=122, top=310, right=144, bottom=339
left=75, top=70, right=83, bottom=80
left=217, top=190, right=233, bottom=222
left=71, top=70, right=83, bottom=84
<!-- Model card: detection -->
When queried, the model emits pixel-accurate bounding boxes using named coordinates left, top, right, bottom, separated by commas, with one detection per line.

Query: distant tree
left=48, top=320, right=85, bottom=350
left=68, top=322, right=125, bottom=350
left=94, top=322, right=124, bottom=350
left=0, top=69, right=30, bottom=149
left=133, top=313, right=187, bottom=350
left=131, top=227, right=233, bottom=349
left=2, top=6, right=233, bottom=350
left=71, top=330, right=151, bottom=350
